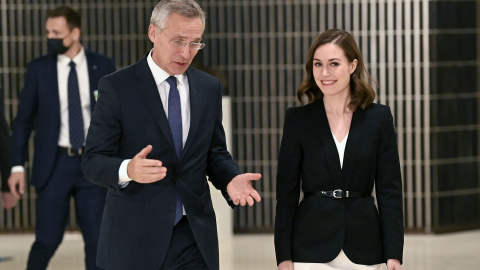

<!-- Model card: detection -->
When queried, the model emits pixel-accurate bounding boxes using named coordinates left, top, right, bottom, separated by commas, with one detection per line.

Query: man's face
left=46, top=16, right=76, bottom=48
left=148, top=13, right=204, bottom=75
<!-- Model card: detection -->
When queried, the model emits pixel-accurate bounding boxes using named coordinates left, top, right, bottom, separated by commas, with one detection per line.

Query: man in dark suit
left=0, top=87, right=16, bottom=209
left=81, top=1, right=262, bottom=269
left=8, top=6, right=115, bottom=270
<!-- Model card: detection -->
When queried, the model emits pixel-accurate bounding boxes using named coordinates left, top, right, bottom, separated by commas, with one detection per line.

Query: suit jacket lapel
left=313, top=100, right=342, bottom=183
left=181, top=68, right=204, bottom=160
left=135, top=57, right=176, bottom=151
left=85, top=50, right=99, bottom=111
left=342, top=107, right=365, bottom=186
left=46, top=55, right=61, bottom=122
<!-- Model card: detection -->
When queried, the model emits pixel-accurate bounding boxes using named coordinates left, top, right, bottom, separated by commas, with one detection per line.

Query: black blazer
left=0, top=88, right=11, bottom=192
left=81, top=56, right=240, bottom=270
left=11, top=51, right=115, bottom=188
left=274, top=99, right=404, bottom=265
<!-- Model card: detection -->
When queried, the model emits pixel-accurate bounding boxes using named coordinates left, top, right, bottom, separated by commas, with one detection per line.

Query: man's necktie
left=166, top=76, right=183, bottom=225
left=68, top=61, right=84, bottom=151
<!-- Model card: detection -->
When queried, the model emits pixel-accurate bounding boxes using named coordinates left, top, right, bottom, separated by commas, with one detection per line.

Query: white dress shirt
left=57, top=48, right=91, bottom=148
left=12, top=48, right=91, bottom=173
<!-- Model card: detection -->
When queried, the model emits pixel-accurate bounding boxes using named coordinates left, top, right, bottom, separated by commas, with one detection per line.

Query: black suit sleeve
left=375, top=106, right=404, bottom=263
left=205, top=80, right=241, bottom=207
left=274, top=107, right=302, bottom=265
left=82, top=77, right=125, bottom=191
left=0, top=89, right=11, bottom=192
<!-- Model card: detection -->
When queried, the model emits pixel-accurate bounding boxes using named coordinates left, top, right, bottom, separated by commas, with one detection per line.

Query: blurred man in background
left=7, top=6, right=115, bottom=270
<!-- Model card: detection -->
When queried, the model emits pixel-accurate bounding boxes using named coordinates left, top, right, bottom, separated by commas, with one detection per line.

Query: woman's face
left=312, top=43, right=357, bottom=98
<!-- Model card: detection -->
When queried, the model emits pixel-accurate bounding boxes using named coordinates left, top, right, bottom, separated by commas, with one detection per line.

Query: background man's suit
left=275, top=100, right=404, bottom=265
left=0, top=88, right=11, bottom=192
left=12, top=51, right=114, bottom=188
left=82, top=56, right=240, bottom=270
left=11, top=50, right=115, bottom=269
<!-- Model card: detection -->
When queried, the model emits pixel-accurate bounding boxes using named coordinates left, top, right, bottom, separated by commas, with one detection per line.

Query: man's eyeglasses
left=158, top=27, right=205, bottom=50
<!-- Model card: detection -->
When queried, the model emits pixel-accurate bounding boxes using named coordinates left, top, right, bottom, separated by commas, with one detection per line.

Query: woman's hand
left=278, top=260, right=294, bottom=270
left=387, top=259, right=402, bottom=270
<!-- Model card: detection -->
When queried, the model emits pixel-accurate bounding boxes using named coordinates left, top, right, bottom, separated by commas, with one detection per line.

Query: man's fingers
left=11, top=186, right=22, bottom=199
left=8, top=182, right=17, bottom=198
left=18, top=180, right=25, bottom=196
left=2, top=193, right=18, bottom=209
left=8, top=175, right=24, bottom=199
left=232, top=196, right=240, bottom=205
left=240, top=198, right=247, bottom=206
left=9, top=189, right=20, bottom=200
left=136, top=145, right=153, bottom=159
left=139, top=166, right=166, bottom=175
left=246, top=173, right=262, bottom=181
left=134, top=164, right=167, bottom=183
left=140, top=167, right=167, bottom=178
left=232, top=194, right=259, bottom=207
left=250, top=190, right=261, bottom=202
left=137, top=160, right=165, bottom=171
left=246, top=196, right=254, bottom=206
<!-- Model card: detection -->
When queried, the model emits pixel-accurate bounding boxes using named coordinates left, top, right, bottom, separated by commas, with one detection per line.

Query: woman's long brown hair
left=297, top=29, right=377, bottom=111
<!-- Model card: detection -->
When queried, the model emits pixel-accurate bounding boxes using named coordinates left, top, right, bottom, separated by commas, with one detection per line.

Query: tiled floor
left=0, top=230, right=479, bottom=269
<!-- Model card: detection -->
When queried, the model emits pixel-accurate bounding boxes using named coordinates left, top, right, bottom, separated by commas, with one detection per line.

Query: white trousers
left=293, top=250, right=383, bottom=270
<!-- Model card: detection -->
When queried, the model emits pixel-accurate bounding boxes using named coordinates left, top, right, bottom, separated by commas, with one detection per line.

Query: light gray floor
left=1, top=230, right=479, bottom=269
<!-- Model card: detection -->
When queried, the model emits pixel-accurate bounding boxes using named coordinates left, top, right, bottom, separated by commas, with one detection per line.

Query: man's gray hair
left=150, top=0, right=206, bottom=31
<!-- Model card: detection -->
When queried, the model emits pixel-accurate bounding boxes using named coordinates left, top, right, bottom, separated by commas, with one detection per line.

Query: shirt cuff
left=118, top=159, right=132, bottom=185
left=11, top=166, right=25, bottom=173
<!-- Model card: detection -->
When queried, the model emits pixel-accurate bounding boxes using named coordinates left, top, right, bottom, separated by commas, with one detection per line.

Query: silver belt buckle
left=67, top=147, right=83, bottom=156
left=333, top=189, right=342, bottom=199
left=67, top=147, right=76, bottom=156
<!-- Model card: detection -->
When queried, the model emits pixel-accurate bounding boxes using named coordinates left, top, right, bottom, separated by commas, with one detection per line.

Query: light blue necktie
left=166, top=76, right=183, bottom=225
left=68, top=61, right=84, bottom=151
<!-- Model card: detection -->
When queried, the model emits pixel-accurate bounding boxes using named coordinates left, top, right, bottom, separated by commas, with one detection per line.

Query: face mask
left=47, top=38, right=69, bottom=55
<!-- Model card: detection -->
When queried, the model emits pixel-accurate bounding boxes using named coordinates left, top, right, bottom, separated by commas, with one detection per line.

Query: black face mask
left=47, top=38, right=69, bottom=55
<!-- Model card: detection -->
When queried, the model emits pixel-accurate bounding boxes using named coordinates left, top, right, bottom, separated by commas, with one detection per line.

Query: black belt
left=307, top=189, right=370, bottom=199
left=58, top=146, right=85, bottom=156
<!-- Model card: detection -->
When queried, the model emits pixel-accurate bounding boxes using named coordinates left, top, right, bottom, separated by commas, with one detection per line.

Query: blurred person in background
left=7, top=6, right=115, bottom=270
left=0, top=87, right=16, bottom=209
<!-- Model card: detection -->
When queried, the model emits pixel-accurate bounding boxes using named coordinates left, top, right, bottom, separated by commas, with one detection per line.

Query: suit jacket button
left=169, top=203, right=175, bottom=210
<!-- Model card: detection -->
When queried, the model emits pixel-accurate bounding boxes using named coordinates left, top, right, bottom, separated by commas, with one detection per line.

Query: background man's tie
left=68, top=61, right=84, bottom=151
left=166, top=76, right=183, bottom=225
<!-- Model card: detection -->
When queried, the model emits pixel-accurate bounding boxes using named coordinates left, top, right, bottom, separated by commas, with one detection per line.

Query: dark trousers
left=160, top=216, right=209, bottom=270
left=26, top=151, right=106, bottom=270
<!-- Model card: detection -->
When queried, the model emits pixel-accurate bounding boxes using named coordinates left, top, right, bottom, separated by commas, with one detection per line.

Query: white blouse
left=332, top=132, right=348, bottom=169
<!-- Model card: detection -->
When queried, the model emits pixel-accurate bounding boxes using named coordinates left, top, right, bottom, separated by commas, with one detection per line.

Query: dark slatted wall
left=1, top=0, right=479, bottom=234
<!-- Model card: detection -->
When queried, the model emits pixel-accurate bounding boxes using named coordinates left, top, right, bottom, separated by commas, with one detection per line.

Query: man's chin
left=171, top=67, right=188, bottom=75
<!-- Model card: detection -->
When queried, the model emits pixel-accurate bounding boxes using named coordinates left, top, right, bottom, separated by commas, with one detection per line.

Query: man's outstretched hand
left=226, top=173, right=262, bottom=206
left=127, top=145, right=167, bottom=183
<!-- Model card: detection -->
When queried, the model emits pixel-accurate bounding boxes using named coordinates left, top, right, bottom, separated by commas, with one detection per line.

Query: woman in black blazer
left=275, top=29, right=404, bottom=270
